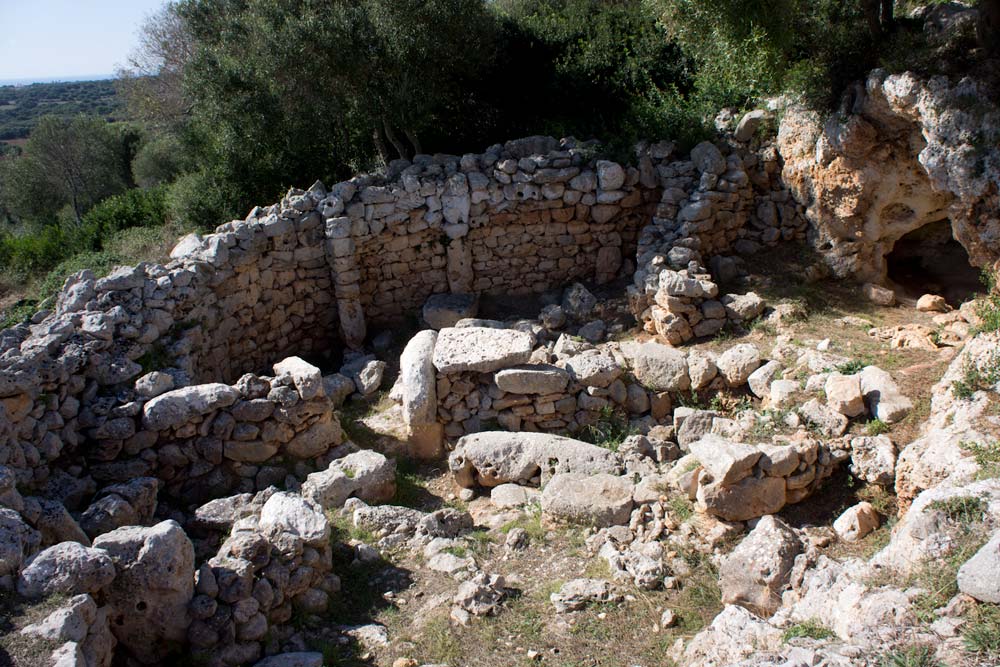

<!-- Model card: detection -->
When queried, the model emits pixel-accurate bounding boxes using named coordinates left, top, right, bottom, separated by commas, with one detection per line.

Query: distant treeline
left=0, top=80, right=122, bottom=141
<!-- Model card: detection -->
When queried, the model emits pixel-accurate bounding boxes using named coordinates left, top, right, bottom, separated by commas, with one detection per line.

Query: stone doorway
left=885, top=219, right=982, bottom=306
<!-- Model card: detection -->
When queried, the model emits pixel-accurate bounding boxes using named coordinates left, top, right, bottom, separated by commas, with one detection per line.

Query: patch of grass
left=781, top=619, right=836, bottom=642
left=865, top=419, right=891, bottom=436
left=500, top=505, right=546, bottom=543
left=962, top=603, right=1000, bottom=659
left=577, top=406, right=635, bottom=452
left=961, top=440, right=1000, bottom=480
left=670, top=548, right=722, bottom=633
left=327, top=510, right=378, bottom=545
left=0, top=299, right=37, bottom=329
left=877, top=644, right=942, bottom=667
left=419, top=613, right=464, bottom=665
left=666, top=495, right=694, bottom=522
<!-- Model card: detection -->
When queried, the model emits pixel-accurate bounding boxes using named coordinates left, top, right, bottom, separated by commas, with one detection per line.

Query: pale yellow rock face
left=778, top=71, right=1000, bottom=284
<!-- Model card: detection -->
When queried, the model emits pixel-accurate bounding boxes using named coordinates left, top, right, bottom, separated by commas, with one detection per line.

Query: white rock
left=719, top=515, right=802, bottom=616
left=850, top=435, right=897, bottom=486
left=273, top=356, right=324, bottom=400
left=432, top=327, right=533, bottom=374
left=958, top=531, right=1000, bottom=603
left=550, top=578, right=619, bottom=613
left=716, top=344, right=762, bottom=386
left=688, top=434, right=761, bottom=486
left=622, top=341, right=691, bottom=392
left=825, top=373, right=866, bottom=417
left=17, top=542, right=115, bottom=599
left=142, top=383, right=240, bottom=431
left=748, top=360, right=783, bottom=399
left=541, top=473, right=634, bottom=527
left=833, top=502, right=880, bottom=542
left=258, top=492, right=330, bottom=546
left=495, top=365, right=570, bottom=394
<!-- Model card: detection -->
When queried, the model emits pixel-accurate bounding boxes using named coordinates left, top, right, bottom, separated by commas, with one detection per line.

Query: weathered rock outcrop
left=779, top=70, right=1000, bottom=282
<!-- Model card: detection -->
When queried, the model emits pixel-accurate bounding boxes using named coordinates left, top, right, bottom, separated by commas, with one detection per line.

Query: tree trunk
left=880, top=0, right=894, bottom=32
left=979, top=0, right=1000, bottom=54
left=372, top=126, right=391, bottom=166
left=862, top=0, right=883, bottom=39
left=403, top=128, right=422, bottom=157
left=382, top=119, right=409, bottom=161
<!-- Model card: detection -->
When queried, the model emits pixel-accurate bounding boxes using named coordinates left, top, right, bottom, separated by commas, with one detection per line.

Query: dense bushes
left=0, top=186, right=167, bottom=283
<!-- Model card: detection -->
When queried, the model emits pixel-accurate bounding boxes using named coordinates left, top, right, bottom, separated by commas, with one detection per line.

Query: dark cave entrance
left=885, top=220, right=982, bottom=307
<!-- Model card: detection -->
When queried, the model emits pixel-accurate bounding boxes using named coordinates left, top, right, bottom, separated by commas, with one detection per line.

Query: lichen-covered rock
left=91, top=520, right=195, bottom=663
left=449, top=431, right=621, bottom=488
left=541, top=473, right=634, bottom=527
left=550, top=578, right=620, bottom=613
left=301, top=450, right=396, bottom=509
left=18, top=542, right=116, bottom=599
left=0, top=507, right=40, bottom=576
left=432, top=327, right=534, bottom=374
left=622, top=341, right=691, bottom=392
left=719, top=515, right=802, bottom=616
left=716, top=344, right=762, bottom=386
left=142, top=384, right=241, bottom=431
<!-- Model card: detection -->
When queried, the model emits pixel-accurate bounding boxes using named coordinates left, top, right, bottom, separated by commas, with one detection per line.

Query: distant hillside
left=0, top=79, right=122, bottom=140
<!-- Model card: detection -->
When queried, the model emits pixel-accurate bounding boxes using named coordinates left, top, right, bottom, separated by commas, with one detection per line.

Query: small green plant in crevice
left=877, top=644, right=942, bottom=667
left=865, top=419, right=891, bottom=436
left=962, top=440, right=1000, bottom=480
left=962, top=603, right=1000, bottom=659
left=500, top=505, right=546, bottom=543
left=578, top=406, right=635, bottom=452
left=928, top=495, right=986, bottom=525
left=781, top=619, right=835, bottom=643
left=666, top=495, right=694, bottom=522
left=835, top=358, right=866, bottom=375
left=952, top=351, right=1000, bottom=400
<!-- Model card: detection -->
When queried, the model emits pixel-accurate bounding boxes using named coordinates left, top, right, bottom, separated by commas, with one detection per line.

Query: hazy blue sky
left=0, top=0, right=169, bottom=83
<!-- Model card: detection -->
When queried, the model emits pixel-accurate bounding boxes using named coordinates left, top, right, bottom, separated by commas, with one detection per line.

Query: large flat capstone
left=432, top=327, right=533, bottom=374
left=142, top=383, right=240, bottom=431
left=495, top=365, right=570, bottom=395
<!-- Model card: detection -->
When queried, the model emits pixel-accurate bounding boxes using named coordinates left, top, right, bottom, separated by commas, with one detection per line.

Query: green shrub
left=577, top=406, right=635, bottom=452
left=927, top=495, right=986, bottom=525
left=865, top=419, right=891, bottom=436
left=166, top=171, right=237, bottom=232
left=952, top=352, right=1000, bottom=400
left=973, top=270, right=1000, bottom=334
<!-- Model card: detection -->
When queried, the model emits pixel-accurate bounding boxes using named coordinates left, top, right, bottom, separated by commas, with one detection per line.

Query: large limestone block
left=849, top=435, right=896, bottom=486
left=858, top=366, right=912, bottom=423
left=622, top=341, right=691, bottom=392
left=688, top=434, right=761, bottom=486
left=449, top=432, right=621, bottom=488
left=958, top=531, right=1000, bottom=603
left=142, top=383, right=240, bottom=431
left=716, top=344, right=762, bottom=386
left=422, top=293, right=479, bottom=330
left=697, top=475, right=786, bottom=522
left=399, top=330, right=442, bottom=458
left=564, top=354, right=622, bottom=388
left=833, top=502, right=880, bottom=542
left=0, top=507, right=40, bottom=576
left=273, top=357, right=324, bottom=400
left=17, top=542, right=116, bottom=599
left=91, top=520, right=194, bottom=663
left=541, top=473, right=634, bottom=527
left=495, top=365, right=570, bottom=395
left=432, top=327, right=533, bottom=374
left=825, top=373, right=866, bottom=417
left=258, top=492, right=330, bottom=546
left=719, top=515, right=802, bottom=616
left=302, top=450, right=397, bottom=509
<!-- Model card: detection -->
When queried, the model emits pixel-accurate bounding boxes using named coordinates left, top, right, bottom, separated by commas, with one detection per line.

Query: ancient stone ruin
left=1, top=69, right=1000, bottom=667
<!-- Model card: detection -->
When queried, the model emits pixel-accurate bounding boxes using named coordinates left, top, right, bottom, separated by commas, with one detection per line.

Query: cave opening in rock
left=886, top=220, right=982, bottom=306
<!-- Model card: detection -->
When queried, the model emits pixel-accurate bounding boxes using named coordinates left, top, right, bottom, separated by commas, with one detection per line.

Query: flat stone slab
left=432, top=327, right=533, bottom=374
left=541, top=473, right=634, bottom=527
left=142, top=383, right=240, bottom=431
left=495, top=365, right=570, bottom=395
left=688, top=434, right=761, bottom=486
